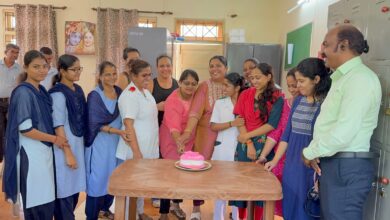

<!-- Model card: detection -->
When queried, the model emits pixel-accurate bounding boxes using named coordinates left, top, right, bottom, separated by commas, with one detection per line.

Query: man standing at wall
left=302, top=24, right=381, bottom=220
left=0, top=43, right=21, bottom=163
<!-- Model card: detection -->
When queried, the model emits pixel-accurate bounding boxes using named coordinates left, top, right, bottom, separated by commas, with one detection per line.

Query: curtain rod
left=0, top=4, right=67, bottom=10
left=92, top=8, right=173, bottom=15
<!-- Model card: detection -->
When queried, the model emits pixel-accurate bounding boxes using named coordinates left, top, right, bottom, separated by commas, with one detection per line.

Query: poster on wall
left=65, top=21, right=96, bottom=55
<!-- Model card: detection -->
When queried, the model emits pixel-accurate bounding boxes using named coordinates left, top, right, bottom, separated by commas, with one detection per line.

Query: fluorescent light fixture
left=297, top=0, right=308, bottom=4
left=288, top=0, right=310, bottom=14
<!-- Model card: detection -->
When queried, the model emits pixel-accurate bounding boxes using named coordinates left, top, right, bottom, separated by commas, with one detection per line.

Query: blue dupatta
left=49, top=82, right=87, bottom=137
left=84, top=86, right=121, bottom=147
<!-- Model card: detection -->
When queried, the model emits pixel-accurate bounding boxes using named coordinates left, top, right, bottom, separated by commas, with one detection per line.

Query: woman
left=230, top=63, right=284, bottom=220
left=242, top=58, right=259, bottom=87
left=264, top=58, right=331, bottom=220
left=3, top=50, right=68, bottom=220
left=49, top=54, right=87, bottom=220
left=117, top=47, right=140, bottom=90
left=116, top=59, right=158, bottom=220
left=149, top=55, right=179, bottom=126
left=76, top=31, right=95, bottom=55
left=84, top=61, right=128, bottom=220
left=180, top=55, right=227, bottom=159
left=158, top=69, right=199, bottom=220
left=148, top=54, right=178, bottom=209
left=285, top=67, right=300, bottom=106
left=256, top=67, right=299, bottom=218
left=178, top=55, right=227, bottom=219
left=210, top=72, right=245, bottom=220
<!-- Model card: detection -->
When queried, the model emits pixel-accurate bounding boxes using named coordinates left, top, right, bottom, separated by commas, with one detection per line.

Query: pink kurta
left=160, top=90, right=195, bottom=160
left=189, top=80, right=224, bottom=159
left=266, top=98, right=291, bottom=217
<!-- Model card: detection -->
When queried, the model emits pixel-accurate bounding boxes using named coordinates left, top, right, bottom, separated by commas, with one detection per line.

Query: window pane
left=5, top=34, right=16, bottom=45
left=138, top=16, right=157, bottom=28
left=177, top=20, right=223, bottom=42
left=138, top=23, right=154, bottom=28
left=5, top=11, right=16, bottom=31
left=204, top=26, right=217, bottom=37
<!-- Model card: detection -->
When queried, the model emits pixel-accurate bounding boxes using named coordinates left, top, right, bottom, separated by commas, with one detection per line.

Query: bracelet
left=246, top=139, right=253, bottom=144
left=108, top=127, right=112, bottom=134
left=229, top=121, right=232, bottom=127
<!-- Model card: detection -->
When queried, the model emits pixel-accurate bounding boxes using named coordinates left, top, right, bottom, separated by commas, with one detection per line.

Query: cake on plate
left=179, top=151, right=205, bottom=169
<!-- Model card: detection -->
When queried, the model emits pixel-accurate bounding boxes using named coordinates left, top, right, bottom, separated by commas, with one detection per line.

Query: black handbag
left=304, top=173, right=321, bottom=218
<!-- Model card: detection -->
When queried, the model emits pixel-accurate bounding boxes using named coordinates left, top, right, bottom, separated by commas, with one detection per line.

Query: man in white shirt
left=0, top=43, right=21, bottom=162
left=40, top=47, right=58, bottom=90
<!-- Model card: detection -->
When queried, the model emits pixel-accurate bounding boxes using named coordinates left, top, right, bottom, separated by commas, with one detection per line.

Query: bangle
left=246, top=139, right=253, bottom=144
left=229, top=121, right=232, bottom=127
left=108, top=127, right=112, bottom=134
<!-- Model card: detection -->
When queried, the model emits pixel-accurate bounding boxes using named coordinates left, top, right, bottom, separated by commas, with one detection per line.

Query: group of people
left=0, top=24, right=381, bottom=220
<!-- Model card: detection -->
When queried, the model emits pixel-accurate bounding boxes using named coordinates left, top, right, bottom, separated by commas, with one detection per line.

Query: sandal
left=98, top=210, right=114, bottom=220
left=170, top=207, right=186, bottom=220
left=138, top=213, right=153, bottom=220
left=190, top=212, right=201, bottom=220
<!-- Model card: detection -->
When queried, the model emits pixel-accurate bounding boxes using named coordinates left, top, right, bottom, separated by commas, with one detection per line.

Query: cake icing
left=179, top=151, right=205, bottom=169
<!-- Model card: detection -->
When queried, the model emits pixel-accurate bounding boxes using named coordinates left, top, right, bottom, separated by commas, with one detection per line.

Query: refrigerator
left=225, top=43, right=283, bottom=85
left=128, top=27, right=173, bottom=77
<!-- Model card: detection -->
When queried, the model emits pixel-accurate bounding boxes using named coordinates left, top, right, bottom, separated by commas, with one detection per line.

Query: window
left=175, top=19, right=224, bottom=42
left=138, top=16, right=157, bottom=28
left=3, top=9, right=16, bottom=45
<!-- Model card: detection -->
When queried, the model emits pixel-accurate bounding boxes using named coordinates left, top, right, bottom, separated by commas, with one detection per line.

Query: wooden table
left=108, top=159, right=282, bottom=220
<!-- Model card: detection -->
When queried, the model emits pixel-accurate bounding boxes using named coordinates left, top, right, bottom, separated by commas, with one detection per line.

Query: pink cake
left=179, top=151, right=205, bottom=169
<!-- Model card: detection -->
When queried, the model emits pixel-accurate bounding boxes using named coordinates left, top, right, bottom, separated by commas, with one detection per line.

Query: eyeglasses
left=182, top=81, right=198, bottom=87
left=68, top=67, right=83, bottom=72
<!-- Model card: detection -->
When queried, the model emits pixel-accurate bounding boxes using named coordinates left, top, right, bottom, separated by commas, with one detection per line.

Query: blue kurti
left=85, top=87, right=121, bottom=196
left=281, top=96, right=321, bottom=220
left=51, top=91, right=86, bottom=198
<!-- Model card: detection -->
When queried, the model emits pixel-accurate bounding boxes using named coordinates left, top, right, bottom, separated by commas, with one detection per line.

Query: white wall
left=275, top=0, right=339, bottom=95
left=0, top=0, right=281, bottom=94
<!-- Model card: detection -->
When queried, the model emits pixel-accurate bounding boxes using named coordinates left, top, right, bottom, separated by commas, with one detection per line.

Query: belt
left=0, top=97, right=9, bottom=102
left=330, top=152, right=379, bottom=159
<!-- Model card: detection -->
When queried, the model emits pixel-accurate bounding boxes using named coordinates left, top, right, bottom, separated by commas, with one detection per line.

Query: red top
left=234, top=87, right=283, bottom=132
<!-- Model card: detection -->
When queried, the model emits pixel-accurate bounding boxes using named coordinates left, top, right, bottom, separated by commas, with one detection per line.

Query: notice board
left=284, top=23, right=312, bottom=70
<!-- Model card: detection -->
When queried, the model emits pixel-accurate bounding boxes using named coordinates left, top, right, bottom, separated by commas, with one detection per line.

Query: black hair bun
left=363, top=40, right=369, bottom=54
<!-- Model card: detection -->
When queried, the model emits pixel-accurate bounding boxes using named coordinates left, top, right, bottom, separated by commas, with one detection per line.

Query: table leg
left=247, top=201, right=255, bottom=220
left=114, top=196, right=126, bottom=220
left=129, top=197, right=137, bottom=220
left=263, top=200, right=275, bottom=220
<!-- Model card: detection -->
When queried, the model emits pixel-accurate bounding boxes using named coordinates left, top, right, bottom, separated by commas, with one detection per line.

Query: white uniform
left=210, top=97, right=239, bottom=220
left=116, top=82, right=159, bottom=216
left=210, top=97, right=238, bottom=161
left=116, top=81, right=159, bottom=160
